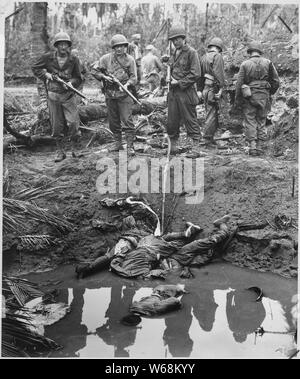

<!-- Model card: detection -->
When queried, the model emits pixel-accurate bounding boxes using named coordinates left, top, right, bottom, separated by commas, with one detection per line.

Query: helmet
left=145, top=44, right=154, bottom=51
left=207, top=37, right=223, bottom=52
left=247, top=41, right=263, bottom=54
left=111, top=34, right=128, bottom=48
left=168, top=26, right=186, bottom=40
left=53, top=32, right=72, bottom=47
left=131, top=33, right=141, bottom=40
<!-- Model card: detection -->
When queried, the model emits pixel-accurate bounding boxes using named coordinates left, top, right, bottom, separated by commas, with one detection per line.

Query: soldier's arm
left=155, top=56, right=164, bottom=73
left=31, top=54, right=48, bottom=81
left=71, top=56, right=83, bottom=88
left=91, top=56, right=107, bottom=81
left=126, top=56, right=137, bottom=86
left=212, top=53, right=226, bottom=88
left=234, top=64, right=246, bottom=104
left=269, top=62, right=280, bottom=95
left=178, top=50, right=201, bottom=90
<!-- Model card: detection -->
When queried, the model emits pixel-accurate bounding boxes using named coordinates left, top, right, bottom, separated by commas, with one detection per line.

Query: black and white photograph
left=0, top=1, right=299, bottom=360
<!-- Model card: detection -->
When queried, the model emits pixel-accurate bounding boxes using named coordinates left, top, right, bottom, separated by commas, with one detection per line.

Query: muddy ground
left=2, top=86, right=298, bottom=280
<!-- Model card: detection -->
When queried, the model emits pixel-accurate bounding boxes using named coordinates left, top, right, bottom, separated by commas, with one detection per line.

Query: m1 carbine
left=52, top=74, right=88, bottom=100
left=99, top=68, right=141, bottom=106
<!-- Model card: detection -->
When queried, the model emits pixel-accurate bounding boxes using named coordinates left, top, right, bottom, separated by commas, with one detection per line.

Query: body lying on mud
left=75, top=215, right=231, bottom=280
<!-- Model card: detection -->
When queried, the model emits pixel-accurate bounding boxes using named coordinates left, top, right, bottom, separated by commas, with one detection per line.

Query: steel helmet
left=111, top=34, right=129, bottom=48
left=168, top=26, right=186, bottom=40
left=145, top=44, right=154, bottom=51
left=247, top=41, right=263, bottom=54
left=53, top=32, right=72, bottom=47
left=207, top=37, right=223, bottom=52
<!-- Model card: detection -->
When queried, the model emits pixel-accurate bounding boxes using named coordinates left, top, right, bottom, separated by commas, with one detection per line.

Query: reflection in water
left=44, top=282, right=296, bottom=358
left=226, top=289, right=266, bottom=343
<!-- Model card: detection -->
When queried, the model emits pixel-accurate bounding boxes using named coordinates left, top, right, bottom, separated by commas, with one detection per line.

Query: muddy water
left=26, top=263, right=297, bottom=359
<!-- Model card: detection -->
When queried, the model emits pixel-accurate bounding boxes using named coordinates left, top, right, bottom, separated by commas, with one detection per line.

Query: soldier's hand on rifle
left=102, top=75, right=114, bottom=83
left=63, top=81, right=72, bottom=90
left=197, top=91, right=203, bottom=100
left=214, top=89, right=222, bottom=100
left=45, top=72, right=53, bottom=81
left=170, top=76, right=179, bottom=86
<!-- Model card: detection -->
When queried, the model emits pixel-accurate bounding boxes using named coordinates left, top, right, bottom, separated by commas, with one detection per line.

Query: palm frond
left=14, top=184, right=68, bottom=202
left=2, top=276, right=62, bottom=357
left=19, top=234, right=53, bottom=250
left=3, top=276, right=44, bottom=306
left=3, top=198, right=74, bottom=234
left=3, top=168, right=11, bottom=197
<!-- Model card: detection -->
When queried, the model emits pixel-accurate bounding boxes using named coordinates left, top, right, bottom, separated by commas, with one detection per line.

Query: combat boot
left=54, top=139, right=66, bottom=163
left=203, top=136, right=217, bottom=148
left=249, top=140, right=258, bottom=156
left=71, top=134, right=81, bottom=158
left=126, top=134, right=136, bottom=156
left=186, top=139, right=201, bottom=158
left=110, top=134, right=124, bottom=152
left=170, top=138, right=179, bottom=155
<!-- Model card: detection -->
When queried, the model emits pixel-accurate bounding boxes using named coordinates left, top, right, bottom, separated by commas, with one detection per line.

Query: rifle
left=166, top=40, right=172, bottom=93
left=52, top=74, right=88, bottom=100
left=99, top=68, right=142, bottom=106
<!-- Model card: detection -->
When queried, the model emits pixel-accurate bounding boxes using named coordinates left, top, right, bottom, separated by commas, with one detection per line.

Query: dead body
left=76, top=215, right=231, bottom=279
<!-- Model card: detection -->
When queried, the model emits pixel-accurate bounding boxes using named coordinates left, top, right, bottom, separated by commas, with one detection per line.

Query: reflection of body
left=192, top=289, right=218, bottom=332
left=76, top=215, right=231, bottom=280
left=163, top=302, right=193, bottom=357
left=96, top=285, right=137, bottom=357
left=226, top=289, right=266, bottom=343
left=44, top=288, right=88, bottom=357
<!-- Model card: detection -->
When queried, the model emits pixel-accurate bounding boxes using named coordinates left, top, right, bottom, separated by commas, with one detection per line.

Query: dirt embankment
left=3, top=142, right=298, bottom=279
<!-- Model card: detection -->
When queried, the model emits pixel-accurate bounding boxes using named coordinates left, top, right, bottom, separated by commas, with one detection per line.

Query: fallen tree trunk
left=78, top=97, right=167, bottom=123
left=3, top=112, right=55, bottom=153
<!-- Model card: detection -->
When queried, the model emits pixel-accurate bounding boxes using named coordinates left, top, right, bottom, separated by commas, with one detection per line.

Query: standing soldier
left=91, top=34, right=137, bottom=156
left=128, top=33, right=143, bottom=86
left=199, top=37, right=226, bottom=147
left=141, top=44, right=164, bottom=92
left=32, top=32, right=82, bottom=162
left=234, top=41, right=280, bottom=156
left=166, top=26, right=202, bottom=158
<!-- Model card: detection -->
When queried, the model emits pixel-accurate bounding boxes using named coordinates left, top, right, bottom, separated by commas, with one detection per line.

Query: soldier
left=141, top=44, right=164, bottom=92
left=91, top=34, right=137, bottom=156
left=128, top=33, right=143, bottom=85
left=32, top=32, right=82, bottom=162
left=166, top=26, right=202, bottom=158
left=235, top=41, right=280, bottom=156
left=199, top=37, right=226, bottom=147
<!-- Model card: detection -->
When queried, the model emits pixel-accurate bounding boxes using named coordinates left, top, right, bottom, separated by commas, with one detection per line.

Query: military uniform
left=235, top=53, right=279, bottom=149
left=32, top=51, right=82, bottom=143
left=167, top=44, right=201, bottom=141
left=141, top=49, right=164, bottom=91
left=92, top=51, right=137, bottom=145
left=200, top=49, right=225, bottom=142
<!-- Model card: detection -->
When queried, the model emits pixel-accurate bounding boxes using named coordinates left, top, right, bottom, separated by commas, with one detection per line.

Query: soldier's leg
left=62, top=95, right=81, bottom=157
left=203, top=87, right=218, bottom=143
left=256, top=95, right=269, bottom=153
left=242, top=100, right=258, bottom=154
left=167, top=90, right=181, bottom=153
left=106, top=98, right=123, bottom=151
left=118, top=96, right=135, bottom=156
left=48, top=94, right=67, bottom=162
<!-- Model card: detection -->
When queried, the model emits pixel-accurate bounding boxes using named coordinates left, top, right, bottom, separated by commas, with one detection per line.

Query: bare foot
left=213, top=215, right=230, bottom=227
left=185, top=222, right=203, bottom=237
